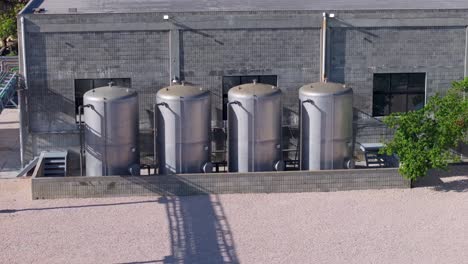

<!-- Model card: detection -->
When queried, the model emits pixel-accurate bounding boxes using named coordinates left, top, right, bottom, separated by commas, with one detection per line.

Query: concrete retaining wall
left=31, top=168, right=410, bottom=199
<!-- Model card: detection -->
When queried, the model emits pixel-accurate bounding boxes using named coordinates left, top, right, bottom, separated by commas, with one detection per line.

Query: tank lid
left=229, top=82, right=280, bottom=98
left=157, top=83, right=209, bottom=99
left=84, top=86, right=137, bottom=101
left=299, top=82, right=351, bottom=96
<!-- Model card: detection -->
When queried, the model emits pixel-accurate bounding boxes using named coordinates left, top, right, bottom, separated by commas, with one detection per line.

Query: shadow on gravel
left=1, top=177, right=240, bottom=264
left=412, top=163, right=468, bottom=192
left=155, top=195, right=239, bottom=264
left=0, top=200, right=159, bottom=214
left=118, top=176, right=240, bottom=264
left=432, top=179, right=468, bottom=193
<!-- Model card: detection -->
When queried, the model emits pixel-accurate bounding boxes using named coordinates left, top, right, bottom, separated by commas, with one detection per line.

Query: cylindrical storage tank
left=83, top=86, right=140, bottom=176
left=228, top=81, right=283, bottom=172
left=299, top=82, right=353, bottom=170
left=156, top=83, right=212, bottom=174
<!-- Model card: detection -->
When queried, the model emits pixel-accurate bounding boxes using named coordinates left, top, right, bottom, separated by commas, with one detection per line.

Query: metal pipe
left=78, top=104, right=92, bottom=176
left=103, top=99, right=108, bottom=176
left=153, top=104, right=157, bottom=172
left=19, top=16, right=27, bottom=168
left=226, top=100, right=241, bottom=171
left=300, top=99, right=314, bottom=169
left=296, top=99, right=301, bottom=167
left=320, top=13, right=328, bottom=82
left=154, top=102, right=168, bottom=174
left=20, top=17, right=28, bottom=89
left=252, top=95, right=257, bottom=172
left=330, top=96, right=335, bottom=169
left=179, top=97, right=184, bottom=172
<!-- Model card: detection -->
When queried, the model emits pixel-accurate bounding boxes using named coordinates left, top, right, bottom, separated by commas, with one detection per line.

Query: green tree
left=0, top=0, right=27, bottom=54
left=381, top=78, right=468, bottom=180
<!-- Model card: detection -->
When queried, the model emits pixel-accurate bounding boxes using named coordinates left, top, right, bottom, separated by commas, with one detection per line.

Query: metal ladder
left=42, top=151, right=68, bottom=177
left=0, top=72, right=17, bottom=114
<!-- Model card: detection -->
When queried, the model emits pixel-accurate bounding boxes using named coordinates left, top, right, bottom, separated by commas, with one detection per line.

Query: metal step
left=43, top=170, right=66, bottom=177
left=44, top=159, right=66, bottom=164
left=41, top=151, right=68, bottom=177
left=44, top=164, right=66, bottom=169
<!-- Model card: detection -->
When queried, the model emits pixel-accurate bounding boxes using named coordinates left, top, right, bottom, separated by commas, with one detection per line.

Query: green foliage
left=0, top=13, right=16, bottom=41
left=0, top=1, right=26, bottom=47
left=381, top=78, right=468, bottom=180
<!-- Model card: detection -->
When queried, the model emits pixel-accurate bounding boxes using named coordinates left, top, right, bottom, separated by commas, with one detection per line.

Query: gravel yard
left=1, top=174, right=467, bottom=264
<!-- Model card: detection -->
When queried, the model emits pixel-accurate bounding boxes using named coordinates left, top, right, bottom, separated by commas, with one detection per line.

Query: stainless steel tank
left=228, top=81, right=283, bottom=172
left=156, top=83, right=212, bottom=174
left=83, top=86, right=140, bottom=176
left=299, top=82, right=353, bottom=170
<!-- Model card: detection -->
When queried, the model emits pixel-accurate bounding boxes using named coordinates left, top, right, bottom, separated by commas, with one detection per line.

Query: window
left=222, top=75, right=278, bottom=120
left=75, top=78, right=131, bottom=115
left=372, top=73, right=425, bottom=116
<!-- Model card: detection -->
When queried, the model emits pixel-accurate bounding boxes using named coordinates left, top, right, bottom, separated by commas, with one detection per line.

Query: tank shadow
left=157, top=195, right=239, bottom=264
left=1, top=178, right=240, bottom=264
left=124, top=176, right=239, bottom=264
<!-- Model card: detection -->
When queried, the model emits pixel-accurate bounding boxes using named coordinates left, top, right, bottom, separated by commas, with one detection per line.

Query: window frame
left=372, top=73, right=426, bottom=117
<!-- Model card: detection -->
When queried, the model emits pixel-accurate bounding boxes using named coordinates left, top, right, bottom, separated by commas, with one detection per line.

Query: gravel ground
left=1, top=175, right=467, bottom=264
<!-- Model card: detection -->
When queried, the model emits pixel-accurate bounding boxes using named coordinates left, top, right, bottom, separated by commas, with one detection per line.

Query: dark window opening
left=372, top=73, right=425, bottom=116
left=75, top=78, right=131, bottom=117
left=222, top=75, right=278, bottom=120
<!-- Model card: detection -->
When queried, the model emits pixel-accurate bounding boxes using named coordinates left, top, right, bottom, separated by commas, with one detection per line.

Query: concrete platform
left=0, top=109, right=20, bottom=178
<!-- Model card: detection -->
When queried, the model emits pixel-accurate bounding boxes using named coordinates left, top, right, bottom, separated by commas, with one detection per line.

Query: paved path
left=1, top=174, right=467, bottom=264
left=0, top=109, right=20, bottom=178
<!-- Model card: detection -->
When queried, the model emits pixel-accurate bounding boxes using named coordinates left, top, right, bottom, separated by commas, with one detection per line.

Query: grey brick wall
left=329, top=27, right=466, bottom=113
left=26, top=31, right=170, bottom=131
left=20, top=10, right=468, bottom=169
left=24, top=31, right=170, bottom=164
left=180, top=29, right=320, bottom=125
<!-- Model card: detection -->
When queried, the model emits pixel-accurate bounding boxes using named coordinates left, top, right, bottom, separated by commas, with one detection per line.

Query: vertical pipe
left=19, top=16, right=27, bottom=168
left=78, top=106, right=84, bottom=176
left=78, top=104, right=91, bottom=176
left=169, top=30, right=180, bottom=84
left=103, top=100, right=108, bottom=176
left=252, top=95, right=257, bottom=172
left=331, top=96, right=335, bottom=169
left=179, top=97, right=184, bottom=173
left=227, top=101, right=240, bottom=172
left=20, top=17, right=28, bottom=89
left=320, top=13, right=328, bottom=82
left=155, top=102, right=167, bottom=174
left=301, top=100, right=314, bottom=170
left=299, top=99, right=303, bottom=170
left=153, top=103, right=157, bottom=172
left=226, top=101, right=231, bottom=172
left=279, top=95, right=283, bottom=170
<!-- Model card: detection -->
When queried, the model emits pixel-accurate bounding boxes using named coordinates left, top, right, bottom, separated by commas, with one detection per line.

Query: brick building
left=18, top=0, right=468, bottom=171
